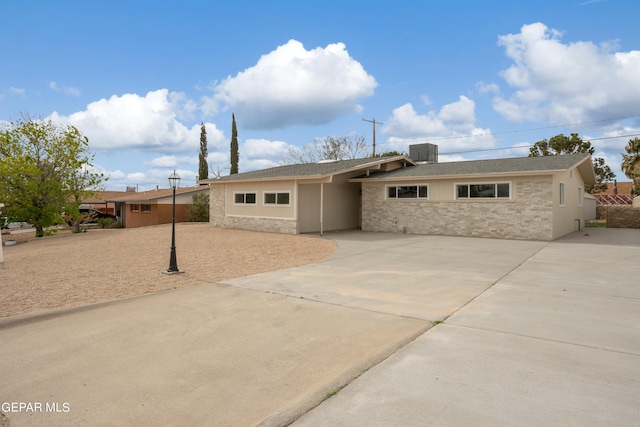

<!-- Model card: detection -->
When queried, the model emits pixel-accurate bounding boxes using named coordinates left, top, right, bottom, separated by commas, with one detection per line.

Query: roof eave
left=205, top=156, right=413, bottom=184
left=350, top=169, right=569, bottom=182
left=575, top=155, right=597, bottom=185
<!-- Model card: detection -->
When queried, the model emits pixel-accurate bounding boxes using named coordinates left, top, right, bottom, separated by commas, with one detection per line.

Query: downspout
left=320, top=182, right=324, bottom=236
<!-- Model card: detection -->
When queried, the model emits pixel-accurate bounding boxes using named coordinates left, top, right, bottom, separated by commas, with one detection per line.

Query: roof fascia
left=349, top=169, right=568, bottom=183
left=206, top=156, right=413, bottom=185
left=574, top=155, right=597, bottom=185
left=106, top=188, right=207, bottom=202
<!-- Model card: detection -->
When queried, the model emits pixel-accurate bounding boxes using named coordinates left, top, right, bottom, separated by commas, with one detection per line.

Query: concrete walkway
left=294, top=229, right=640, bottom=426
left=1, top=229, right=639, bottom=426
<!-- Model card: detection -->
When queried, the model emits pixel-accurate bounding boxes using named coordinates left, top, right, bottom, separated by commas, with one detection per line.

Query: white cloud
left=145, top=155, right=178, bottom=168
left=50, top=81, right=81, bottom=97
left=204, top=39, right=377, bottom=130
left=9, top=87, right=25, bottom=95
left=420, top=94, right=432, bottom=106
left=380, top=96, right=496, bottom=154
left=242, top=138, right=296, bottom=159
left=49, top=90, right=226, bottom=153
left=438, top=96, right=476, bottom=130
left=64, top=86, right=81, bottom=97
left=476, top=81, right=500, bottom=96
left=383, top=103, right=448, bottom=137
left=235, top=138, right=297, bottom=173
left=100, top=165, right=201, bottom=191
left=494, top=22, right=640, bottom=124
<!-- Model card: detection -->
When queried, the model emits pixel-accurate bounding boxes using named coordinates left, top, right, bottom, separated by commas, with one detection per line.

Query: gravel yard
left=0, top=223, right=336, bottom=318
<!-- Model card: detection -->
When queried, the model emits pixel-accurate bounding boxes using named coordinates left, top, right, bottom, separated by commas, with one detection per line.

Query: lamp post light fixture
left=164, top=170, right=184, bottom=274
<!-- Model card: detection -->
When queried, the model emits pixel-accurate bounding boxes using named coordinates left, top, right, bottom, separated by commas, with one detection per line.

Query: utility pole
left=363, top=117, right=383, bottom=157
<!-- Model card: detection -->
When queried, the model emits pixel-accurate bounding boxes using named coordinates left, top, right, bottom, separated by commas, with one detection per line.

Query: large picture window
left=387, top=185, right=428, bottom=199
left=234, top=192, right=256, bottom=205
left=264, top=192, right=290, bottom=206
left=456, top=183, right=510, bottom=199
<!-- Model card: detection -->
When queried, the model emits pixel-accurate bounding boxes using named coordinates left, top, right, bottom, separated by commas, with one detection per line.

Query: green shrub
left=187, top=193, right=210, bottom=222
left=96, top=217, right=115, bottom=229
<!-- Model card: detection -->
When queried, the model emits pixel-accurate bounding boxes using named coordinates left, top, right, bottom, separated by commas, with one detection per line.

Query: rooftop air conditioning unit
left=409, top=143, right=438, bottom=163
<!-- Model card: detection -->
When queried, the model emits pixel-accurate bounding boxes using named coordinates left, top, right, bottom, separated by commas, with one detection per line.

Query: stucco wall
left=361, top=176, right=555, bottom=240
left=551, top=168, right=586, bottom=239
left=322, top=174, right=361, bottom=231
left=584, top=195, right=597, bottom=220
left=223, top=181, right=296, bottom=219
left=209, top=185, right=298, bottom=234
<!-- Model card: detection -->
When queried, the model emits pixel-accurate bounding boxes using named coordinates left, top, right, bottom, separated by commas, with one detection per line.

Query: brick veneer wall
left=361, top=178, right=554, bottom=241
left=209, top=186, right=298, bottom=234
left=125, top=204, right=189, bottom=228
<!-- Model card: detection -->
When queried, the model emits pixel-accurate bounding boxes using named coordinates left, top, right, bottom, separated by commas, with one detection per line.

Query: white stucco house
left=202, top=152, right=596, bottom=241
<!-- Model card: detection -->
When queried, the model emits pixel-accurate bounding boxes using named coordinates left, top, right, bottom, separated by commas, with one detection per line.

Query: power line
left=438, top=133, right=640, bottom=156
left=390, top=114, right=640, bottom=145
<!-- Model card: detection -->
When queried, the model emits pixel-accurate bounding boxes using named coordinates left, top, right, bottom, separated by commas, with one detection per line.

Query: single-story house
left=600, top=181, right=633, bottom=195
left=107, top=186, right=209, bottom=228
left=202, top=152, right=596, bottom=241
left=79, top=190, right=128, bottom=216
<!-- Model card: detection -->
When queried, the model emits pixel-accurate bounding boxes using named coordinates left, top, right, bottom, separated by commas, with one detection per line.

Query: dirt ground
left=0, top=223, right=336, bottom=318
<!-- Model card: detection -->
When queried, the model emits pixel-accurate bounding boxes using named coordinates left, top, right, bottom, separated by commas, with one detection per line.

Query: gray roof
left=354, top=153, right=594, bottom=181
left=106, top=186, right=208, bottom=202
left=202, top=156, right=411, bottom=183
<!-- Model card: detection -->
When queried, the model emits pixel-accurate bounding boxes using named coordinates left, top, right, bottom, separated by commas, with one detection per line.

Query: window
left=142, top=204, right=151, bottom=213
left=130, top=204, right=140, bottom=212
left=559, top=182, right=565, bottom=206
left=387, top=185, right=428, bottom=199
left=577, top=187, right=583, bottom=207
left=234, top=192, right=256, bottom=205
left=264, top=191, right=290, bottom=205
left=456, top=183, right=510, bottom=199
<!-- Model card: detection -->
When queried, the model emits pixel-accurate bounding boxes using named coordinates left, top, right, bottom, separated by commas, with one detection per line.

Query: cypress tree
left=198, top=122, right=208, bottom=180
left=230, top=113, right=239, bottom=174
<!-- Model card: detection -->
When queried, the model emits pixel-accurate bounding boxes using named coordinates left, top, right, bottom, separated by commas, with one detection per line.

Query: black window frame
left=456, top=182, right=511, bottom=199
left=387, top=185, right=429, bottom=199
left=234, top=192, right=257, bottom=205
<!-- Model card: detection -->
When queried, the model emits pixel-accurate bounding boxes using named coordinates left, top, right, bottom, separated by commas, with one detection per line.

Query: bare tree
left=287, top=135, right=369, bottom=164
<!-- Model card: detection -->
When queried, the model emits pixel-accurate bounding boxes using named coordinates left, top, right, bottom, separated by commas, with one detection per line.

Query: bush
left=96, top=217, right=115, bottom=229
left=187, top=193, right=210, bottom=222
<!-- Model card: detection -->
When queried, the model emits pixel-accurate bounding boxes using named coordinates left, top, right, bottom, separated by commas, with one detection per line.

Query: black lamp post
left=165, top=169, right=182, bottom=274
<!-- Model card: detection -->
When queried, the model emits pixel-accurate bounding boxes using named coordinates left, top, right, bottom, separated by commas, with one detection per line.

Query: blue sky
left=1, top=0, right=639, bottom=190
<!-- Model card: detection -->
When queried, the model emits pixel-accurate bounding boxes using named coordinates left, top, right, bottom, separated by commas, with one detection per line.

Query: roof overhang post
left=320, top=183, right=324, bottom=236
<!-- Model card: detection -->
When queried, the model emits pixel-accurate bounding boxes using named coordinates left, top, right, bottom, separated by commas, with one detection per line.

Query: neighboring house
left=202, top=152, right=596, bottom=241
left=79, top=191, right=128, bottom=216
left=595, top=181, right=634, bottom=207
left=107, top=186, right=209, bottom=228
left=599, top=181, right=633, bottom=196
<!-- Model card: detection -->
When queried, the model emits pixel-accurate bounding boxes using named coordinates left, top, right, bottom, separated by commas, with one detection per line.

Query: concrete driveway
left=294, top=229, right=640, bottom=426
left=1, top=229, right=639, bottom=426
